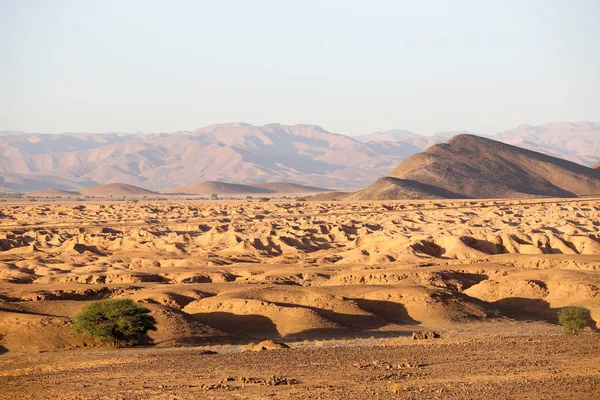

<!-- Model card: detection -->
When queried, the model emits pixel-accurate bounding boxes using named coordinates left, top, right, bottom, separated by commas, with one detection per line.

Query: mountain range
left=0, top=121, right=598, bottom=192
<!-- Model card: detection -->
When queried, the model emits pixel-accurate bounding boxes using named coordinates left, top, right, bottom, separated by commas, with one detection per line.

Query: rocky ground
left=1, top=335, right=599, bottom=399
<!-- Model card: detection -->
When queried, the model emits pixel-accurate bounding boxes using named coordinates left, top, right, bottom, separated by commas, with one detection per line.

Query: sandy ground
left=1, top=198, right=600, bottom=398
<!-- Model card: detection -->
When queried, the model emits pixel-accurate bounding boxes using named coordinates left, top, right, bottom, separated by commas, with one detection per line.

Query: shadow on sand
left=491, top=297, right=597, bottom=329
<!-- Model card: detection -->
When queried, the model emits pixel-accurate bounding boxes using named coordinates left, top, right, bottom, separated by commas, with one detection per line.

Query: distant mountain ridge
left=495, top=122, right=600, bottom=166
left=0, top=121, right=598, bottom=192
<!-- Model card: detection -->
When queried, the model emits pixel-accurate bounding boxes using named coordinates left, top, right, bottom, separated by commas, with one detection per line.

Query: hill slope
left=28, top=188, right=81, bottom=197
left=166, top=181, right=331, bottom=195
left=165, top=181, right=273, bottom=195
left=79, top=183, right=157, bottom=197
left=249, top=182, right=330, bottom=194
left=345, top=177, right=465, bottom=200
left=353, top=135, right=600, bottom=200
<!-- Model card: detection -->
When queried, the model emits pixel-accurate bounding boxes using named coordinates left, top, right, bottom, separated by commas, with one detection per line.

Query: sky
left=1, top=0, right=599, bottom=136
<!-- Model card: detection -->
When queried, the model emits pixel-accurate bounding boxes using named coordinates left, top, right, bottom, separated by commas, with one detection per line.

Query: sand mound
left=0, top=300, right=229, bottom=351
left=27, top=188, right=81, bottom=197
left=0, top=309, right=83, bottom=352
left=79, top=183, right=157, bottom=197
left=141, top=303, right=230, bottom=346
left=183, top=295, right=341, bottom=337
left=463, top=268, right=600, bottom=324
left=354, top=134, right=600, bottom=199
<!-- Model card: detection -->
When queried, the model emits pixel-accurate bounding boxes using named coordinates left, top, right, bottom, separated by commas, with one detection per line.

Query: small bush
left=558, top=306, right=590, bottom=335
left=258, top=197, right=270, bottom=202
left=295, top=196, right=312, bottom=202
left=72, top=299, right=157, bottom=347
left=211, top=193, right=219, bottom=200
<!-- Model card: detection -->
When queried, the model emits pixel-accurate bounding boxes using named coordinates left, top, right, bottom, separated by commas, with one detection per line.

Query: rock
left=242, top=340, right=290, bottom=352
left=411, top=331, right=440, bottom=340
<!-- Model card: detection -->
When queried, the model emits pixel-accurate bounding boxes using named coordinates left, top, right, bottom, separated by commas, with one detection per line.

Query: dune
left=79, top=183, right=158, bottom=197
left=352, top=134, right=600, bottom=200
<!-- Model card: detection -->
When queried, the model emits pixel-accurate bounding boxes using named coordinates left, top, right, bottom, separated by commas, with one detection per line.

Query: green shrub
left=211, top=193, right=219, bottom=200
left=558, top=306, right=590, bottom=335
left=72, top=299, right=157, bottom=347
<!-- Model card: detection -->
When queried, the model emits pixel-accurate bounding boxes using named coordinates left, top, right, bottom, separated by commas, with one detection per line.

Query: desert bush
left=72, top=299, right=157, bottom=347
left=211, top=193, right=219, bottom=200
left=258, top=197, right=270, bottom=202
left=558, top=306, right=590, bottom=335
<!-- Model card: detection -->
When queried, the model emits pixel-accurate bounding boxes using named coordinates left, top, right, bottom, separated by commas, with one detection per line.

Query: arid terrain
left=1, top=197, right=600, bottom=398
left=1, top=121, right=599, bottom=193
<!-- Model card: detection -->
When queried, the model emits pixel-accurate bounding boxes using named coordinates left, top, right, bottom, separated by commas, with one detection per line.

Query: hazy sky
left=1, top=0, right=599, bottom=136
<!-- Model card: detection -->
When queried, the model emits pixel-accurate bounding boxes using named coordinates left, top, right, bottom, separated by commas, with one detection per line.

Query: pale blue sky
left=1, top=0, right=599, bottom=135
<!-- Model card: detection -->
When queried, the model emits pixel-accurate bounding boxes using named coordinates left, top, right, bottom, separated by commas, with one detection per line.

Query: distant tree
left=211, top=193, right=219, bottom=200
left=72, top=299, right=157, bottom=347
left=558, top=306, right=590, bottom=335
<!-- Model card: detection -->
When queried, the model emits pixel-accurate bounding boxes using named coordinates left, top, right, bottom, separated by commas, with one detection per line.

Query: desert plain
left=1, top=197, right=600, bottom=399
